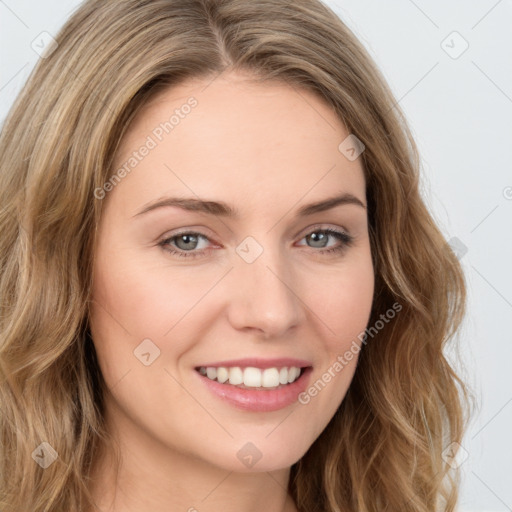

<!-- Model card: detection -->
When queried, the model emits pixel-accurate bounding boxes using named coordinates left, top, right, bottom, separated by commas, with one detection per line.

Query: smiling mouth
left=195, top=365, right=306, bottom=390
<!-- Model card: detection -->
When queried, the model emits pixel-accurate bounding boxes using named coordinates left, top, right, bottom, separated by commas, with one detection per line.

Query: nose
left=226, top=242, right=303, bottom=339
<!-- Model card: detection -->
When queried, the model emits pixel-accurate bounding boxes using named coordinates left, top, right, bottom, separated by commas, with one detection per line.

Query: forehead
left=108, top=72, right=366, bottom=215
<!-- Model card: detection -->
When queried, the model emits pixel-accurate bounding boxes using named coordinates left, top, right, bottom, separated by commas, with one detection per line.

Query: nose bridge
left=227, top=234, right=302, bottom=336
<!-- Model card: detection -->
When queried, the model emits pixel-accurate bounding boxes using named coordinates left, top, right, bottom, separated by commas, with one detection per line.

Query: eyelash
left=158, top=227, right=354, bottom=259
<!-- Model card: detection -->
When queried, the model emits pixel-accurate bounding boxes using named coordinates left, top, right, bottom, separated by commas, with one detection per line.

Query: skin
left=88, top=70, right=375, bottom=512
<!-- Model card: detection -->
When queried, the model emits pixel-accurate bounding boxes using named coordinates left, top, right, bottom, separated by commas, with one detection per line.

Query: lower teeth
left=224, top=382, right=288, bottom=390
left=204, top=371, right=301, bottom=389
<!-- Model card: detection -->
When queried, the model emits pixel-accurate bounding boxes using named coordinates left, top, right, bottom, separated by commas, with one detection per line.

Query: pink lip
left=195, top=357, right=312, bottom=369
left=195, top=366, right=313, bottom=412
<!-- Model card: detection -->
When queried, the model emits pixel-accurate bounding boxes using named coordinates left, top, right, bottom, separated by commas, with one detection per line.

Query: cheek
left=292, top=262, right=373, bottom=441
left=295, top=251, right=374, bottom=411
left=89, top=248, right=229, bottom=393
left=88, top=255, right=213, bottom=423
left=307, top=253, right=375, bottom=353
left=91, top=250, right=215, bottom=339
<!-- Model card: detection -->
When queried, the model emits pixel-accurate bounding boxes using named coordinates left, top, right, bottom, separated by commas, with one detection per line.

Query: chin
left=201, top=435, right=312, bottom=474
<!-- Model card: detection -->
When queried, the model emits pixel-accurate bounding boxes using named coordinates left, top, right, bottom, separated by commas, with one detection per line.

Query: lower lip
left=195, top=367, right=313, bottom=412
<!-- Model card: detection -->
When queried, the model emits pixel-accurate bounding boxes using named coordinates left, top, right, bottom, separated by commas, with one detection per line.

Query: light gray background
left=1, top=1, right=511, bottom=510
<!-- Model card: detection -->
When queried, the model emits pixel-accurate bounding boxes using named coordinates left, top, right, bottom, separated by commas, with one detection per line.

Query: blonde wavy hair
left=0, top=0, right=471, bottom=511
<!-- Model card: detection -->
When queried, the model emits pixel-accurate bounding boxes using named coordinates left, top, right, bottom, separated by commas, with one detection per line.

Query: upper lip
left=195, top=357, right=313, bottom=369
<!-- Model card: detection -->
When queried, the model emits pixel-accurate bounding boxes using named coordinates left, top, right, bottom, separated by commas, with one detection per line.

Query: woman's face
left=90, top=71, right=374, bottom=473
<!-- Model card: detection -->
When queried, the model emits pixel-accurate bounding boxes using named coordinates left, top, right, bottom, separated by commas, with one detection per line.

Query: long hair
left=0, top=1, right=471, bottom=510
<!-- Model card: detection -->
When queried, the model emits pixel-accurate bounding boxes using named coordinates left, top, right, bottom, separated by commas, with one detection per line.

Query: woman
left=0, top=0, right=471, bottom=511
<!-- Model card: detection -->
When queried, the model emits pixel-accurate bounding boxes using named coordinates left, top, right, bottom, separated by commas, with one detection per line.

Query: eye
left=158, top=227, right=354, bottom=259
left=296, top=228, right=354, bottom=255
left=159, top=231, right=214, bottom=259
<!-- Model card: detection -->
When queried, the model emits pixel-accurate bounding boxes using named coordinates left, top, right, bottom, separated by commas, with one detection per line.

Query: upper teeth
left=198, top=366, right=302, bottom=388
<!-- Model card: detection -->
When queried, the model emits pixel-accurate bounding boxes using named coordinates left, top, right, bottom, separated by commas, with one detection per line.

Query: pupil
left=309, top=232, right=327, bottom=248
left=177, top=234, right=197, bottom=250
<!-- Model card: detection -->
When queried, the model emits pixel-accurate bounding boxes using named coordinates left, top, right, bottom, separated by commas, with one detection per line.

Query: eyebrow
left=134, top=192, right=366, bottom=218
